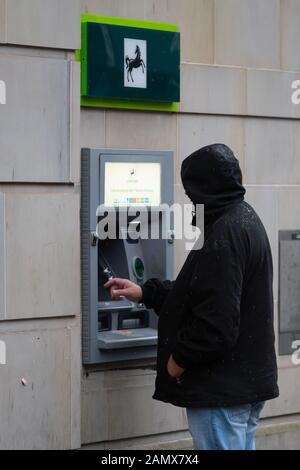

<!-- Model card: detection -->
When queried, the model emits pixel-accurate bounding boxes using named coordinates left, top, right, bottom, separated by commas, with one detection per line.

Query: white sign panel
left=124, top=38, right=147, bottom=89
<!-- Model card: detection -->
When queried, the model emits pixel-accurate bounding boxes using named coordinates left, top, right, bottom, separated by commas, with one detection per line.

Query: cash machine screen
left=104, top=162, right=161, bottom=206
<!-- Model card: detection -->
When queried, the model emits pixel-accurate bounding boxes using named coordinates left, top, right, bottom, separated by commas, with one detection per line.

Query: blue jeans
left=186, top=401, right=265, bottom=450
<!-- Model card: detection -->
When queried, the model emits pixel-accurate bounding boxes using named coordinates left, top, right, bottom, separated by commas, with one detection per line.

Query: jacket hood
left=181, top=143, right=246, bottom=226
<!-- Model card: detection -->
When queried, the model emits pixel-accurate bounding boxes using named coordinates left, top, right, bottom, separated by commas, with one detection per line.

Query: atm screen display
left=104, top=162, right=161, bottom=206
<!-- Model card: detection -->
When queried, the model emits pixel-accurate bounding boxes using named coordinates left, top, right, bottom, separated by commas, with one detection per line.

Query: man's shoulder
left=214, top=201, right=260, bottom=233
left=203, top=202, right=261, bottom=251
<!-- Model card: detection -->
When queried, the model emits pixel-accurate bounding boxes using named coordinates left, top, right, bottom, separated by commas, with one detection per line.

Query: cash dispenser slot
left=98, top=299, right=134, bottom=311
left=97, top=327, right=157, bottom=350
left=118, top=310, right=148, bottom=329
left=98, top=309, right=157, bottom=350
left=98, top=310, right=157, bottom=350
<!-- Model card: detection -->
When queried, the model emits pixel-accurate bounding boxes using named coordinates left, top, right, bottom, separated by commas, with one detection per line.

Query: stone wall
left=0, top=0, right=81, bottom=449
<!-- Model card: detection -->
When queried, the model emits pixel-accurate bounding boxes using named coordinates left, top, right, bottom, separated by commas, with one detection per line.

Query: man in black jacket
left=105, top=143, right=279, bottom=450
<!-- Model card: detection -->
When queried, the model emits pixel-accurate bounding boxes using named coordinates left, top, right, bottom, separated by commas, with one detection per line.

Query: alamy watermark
left=0, top=340, right=6, bottom=365
left=291, top=340, right=300, bottom=366
left=95, top=203, right=204, bottom=251
left=0, top=80, right=6, bottom=105
left=291, top=80, right=300, bottom=105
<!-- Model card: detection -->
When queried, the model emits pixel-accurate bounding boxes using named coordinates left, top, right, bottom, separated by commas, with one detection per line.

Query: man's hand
left=104, top=278, right=142, bottom=303
left=167, top=354, right=185, bottom=378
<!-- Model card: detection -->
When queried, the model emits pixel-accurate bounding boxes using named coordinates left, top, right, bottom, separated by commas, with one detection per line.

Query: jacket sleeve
left=141, top=278, right=174, bottom=315
left=171, top=240, right=245, bottom=369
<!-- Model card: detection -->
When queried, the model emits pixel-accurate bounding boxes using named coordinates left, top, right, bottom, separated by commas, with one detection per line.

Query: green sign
left=80, top=15, right=180, bottom=112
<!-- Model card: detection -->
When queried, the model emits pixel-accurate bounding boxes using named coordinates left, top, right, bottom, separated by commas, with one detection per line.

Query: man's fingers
left=104, top=278, right=123, bottom=288
left=111, top=288, right=131, bottom=299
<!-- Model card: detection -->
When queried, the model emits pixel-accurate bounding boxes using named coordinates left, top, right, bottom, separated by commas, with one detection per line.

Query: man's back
left=150, top=200, right=278, bottom=407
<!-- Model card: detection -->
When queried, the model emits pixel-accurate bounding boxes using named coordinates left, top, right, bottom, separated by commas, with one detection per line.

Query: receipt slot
left=81, top=148, right=174, bottom=364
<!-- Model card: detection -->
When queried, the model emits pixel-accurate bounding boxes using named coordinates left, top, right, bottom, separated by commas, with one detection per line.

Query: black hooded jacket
left=141, top=144, right=279, bottom=408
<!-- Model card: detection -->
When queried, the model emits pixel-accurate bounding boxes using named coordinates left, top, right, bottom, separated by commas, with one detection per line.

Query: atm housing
left=81, top=148, right=174, bottom=364
left=279, top=230, right=300, bottom=355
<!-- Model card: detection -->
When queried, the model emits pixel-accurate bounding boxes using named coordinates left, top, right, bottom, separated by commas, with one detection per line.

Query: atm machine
left=81, top=148, right=174, bottom=364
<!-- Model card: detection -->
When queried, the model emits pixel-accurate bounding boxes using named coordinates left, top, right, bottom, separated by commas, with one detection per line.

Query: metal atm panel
left=81, top=148, right=174, bottom=364
left=279, top=230, right=300, bottom=355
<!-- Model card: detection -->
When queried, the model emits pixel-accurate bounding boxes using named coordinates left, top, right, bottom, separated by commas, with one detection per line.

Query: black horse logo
left=125, top=45, right=146, bottom=83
